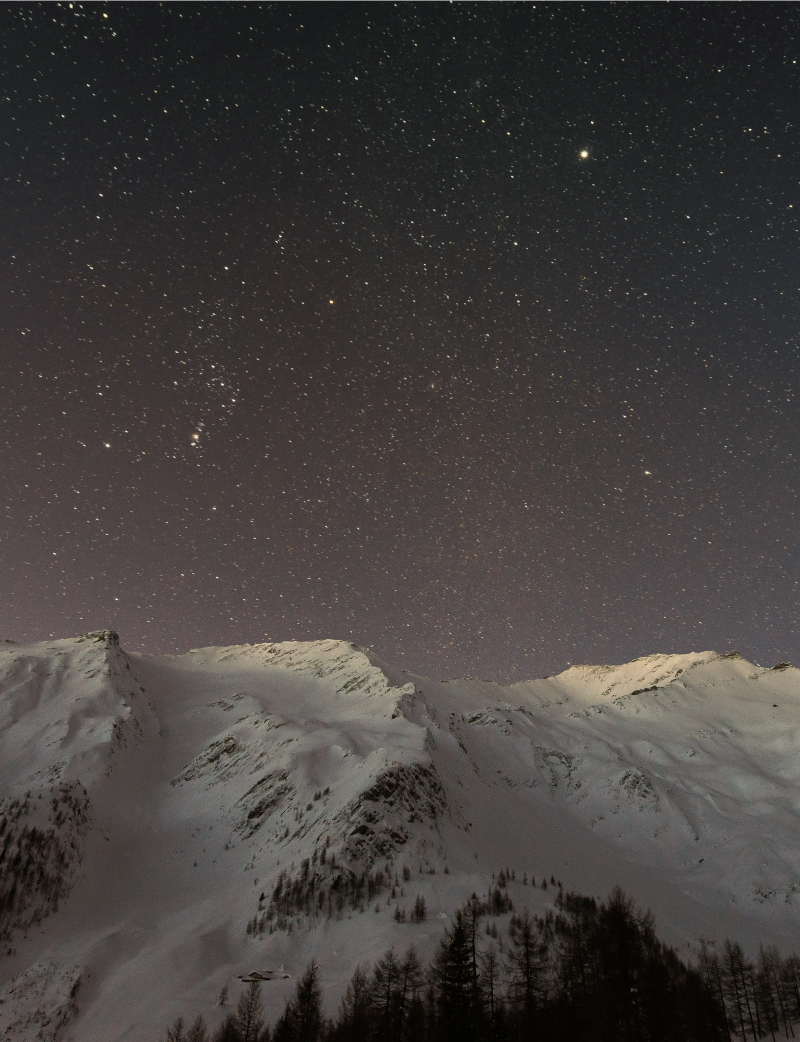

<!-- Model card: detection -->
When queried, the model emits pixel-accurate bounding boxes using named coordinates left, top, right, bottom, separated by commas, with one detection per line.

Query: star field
left=1, top=3, right=799, bottom=680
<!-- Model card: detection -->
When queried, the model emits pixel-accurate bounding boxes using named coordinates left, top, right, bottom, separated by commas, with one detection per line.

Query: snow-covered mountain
left=0, top=631, right=798, bottom=1040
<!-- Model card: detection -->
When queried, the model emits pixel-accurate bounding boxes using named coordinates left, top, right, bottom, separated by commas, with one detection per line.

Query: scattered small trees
left=251, top=864, right=396, bottom=934
left=410, top=894, right=426, bottom=923
left=0, top=782, right=90, bottom=942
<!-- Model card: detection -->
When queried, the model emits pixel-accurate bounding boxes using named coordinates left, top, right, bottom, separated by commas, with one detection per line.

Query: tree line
left=163, top=884, right=800, bottom=1041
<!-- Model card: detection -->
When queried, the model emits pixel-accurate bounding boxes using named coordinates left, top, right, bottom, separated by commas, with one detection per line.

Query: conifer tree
left=755, top=944, right=782, bottom=1042
left=698, top=942, right=732, bottom=1042
left=233, top=981, right=269, bottom=1042
left=165, top=1017, right=186, bottom=1042
left=371, top=947, right=402, bottom=1038
left=460, top=894, right=485, bottom=1006
left=552, top=890, right=599, bottom=1030
left=721, top=939, right=758, bottom=1041
left=165, top=1016, right=211, bottom=1042
left=781, top=952, right=800, bottom=1024
left=506, top=908, right=548, bottom=1036
left=432, top=910, right=481, bottom=1042
left=211, top=1013, right=240, bottom=1042
left=478, top=942, right=502, bottom=1036
left=593, top=886, right=655, bottom=1042
left=274, top=959, right=323, bottom=1042
left=335, top=964, right=370, bottom=1042
left=395, top=947, right=425, bottom=1042
left=759, top=944, right=795, bottom=1039
left=186, top=1016, right=210, bottom=1042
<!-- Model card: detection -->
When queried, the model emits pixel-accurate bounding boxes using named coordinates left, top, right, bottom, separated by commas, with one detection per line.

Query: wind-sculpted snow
left=1, top=635, right=800, bottom=1040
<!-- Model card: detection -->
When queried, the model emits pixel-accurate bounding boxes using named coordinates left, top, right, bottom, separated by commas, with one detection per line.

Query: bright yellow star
left=580, top=150, right=589, bottom=159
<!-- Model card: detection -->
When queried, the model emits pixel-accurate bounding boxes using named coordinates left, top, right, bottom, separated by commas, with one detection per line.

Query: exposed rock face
left=335, top=763, right=449, bottom=864
left=78, top=630, right=120, bottom=648
left=236, top=769, right=294, bottom=838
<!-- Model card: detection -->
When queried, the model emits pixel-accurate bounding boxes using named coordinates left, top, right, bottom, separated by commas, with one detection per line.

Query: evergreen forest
left=162, top=885, right=800, bottom=1042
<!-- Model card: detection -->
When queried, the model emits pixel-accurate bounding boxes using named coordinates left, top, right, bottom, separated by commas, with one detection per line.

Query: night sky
left=2, top=3, right=799, bottom=681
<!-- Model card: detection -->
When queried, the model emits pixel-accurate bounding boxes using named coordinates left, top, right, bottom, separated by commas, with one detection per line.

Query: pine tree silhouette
left=273, top=959, right=323, bottom=1042
left=235, top=981, right=268, bottom=1042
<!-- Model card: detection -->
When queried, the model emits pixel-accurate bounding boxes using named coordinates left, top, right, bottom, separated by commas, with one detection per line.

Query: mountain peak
left=2, top=633, right=799, bottom=1040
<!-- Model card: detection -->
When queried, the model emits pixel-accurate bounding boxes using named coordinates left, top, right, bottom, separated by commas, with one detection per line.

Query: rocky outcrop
left=333, top=762, right=448, bottom=865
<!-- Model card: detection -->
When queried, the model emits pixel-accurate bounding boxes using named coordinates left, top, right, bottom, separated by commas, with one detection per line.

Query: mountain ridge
left=0, top=632, right=798, bottom=1040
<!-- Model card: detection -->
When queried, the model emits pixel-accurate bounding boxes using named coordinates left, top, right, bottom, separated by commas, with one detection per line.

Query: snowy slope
left=0, top=634, right=798, bottom=1040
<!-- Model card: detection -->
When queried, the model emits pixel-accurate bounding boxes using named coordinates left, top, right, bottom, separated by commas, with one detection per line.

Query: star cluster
left=1, top=3, right=798, bottom=679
